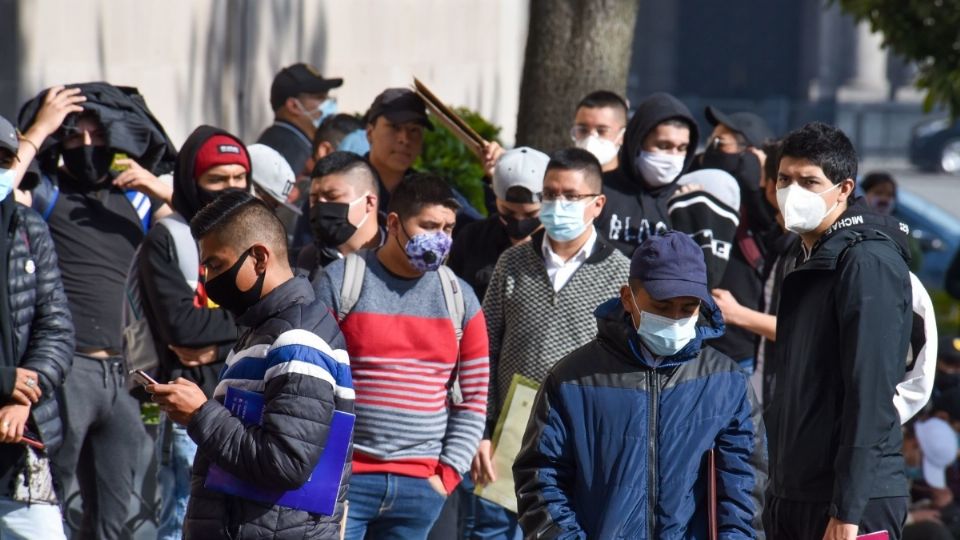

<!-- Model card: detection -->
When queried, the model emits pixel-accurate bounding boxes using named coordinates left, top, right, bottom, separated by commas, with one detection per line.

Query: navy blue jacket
left=514, top=297, right=766, bottom=539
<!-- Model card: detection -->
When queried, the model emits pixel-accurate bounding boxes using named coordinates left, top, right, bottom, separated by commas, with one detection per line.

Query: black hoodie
left=597, top=93, right=700, bottom=255
left=768, top=199, right=911, bottom=524
left=139, top=126, right=243, bottom=396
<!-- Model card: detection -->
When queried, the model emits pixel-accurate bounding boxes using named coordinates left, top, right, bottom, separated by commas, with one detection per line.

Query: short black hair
left=310, top=151, right=377, bottom=192
left=190, top=190, right=289, bottom=262
left=387, top=173, right=460, bottom=220
left=577, top=90, right=628, bottom=117
left=779, top=122, right=858, bottom=184
left=312, top=113, right=364, bottom=155
left=762, top=140, right=781, bottom=183
left=860, top=171, right=897, bottom=194
left=545, top=148, right=603, bottom=192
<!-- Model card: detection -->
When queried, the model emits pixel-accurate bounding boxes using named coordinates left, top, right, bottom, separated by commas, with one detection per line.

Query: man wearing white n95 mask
left=596, top=92, right=699, bottom=256
left=571, top=91, right=627, bottom=173
left=766, top=122, right=911, bottom=540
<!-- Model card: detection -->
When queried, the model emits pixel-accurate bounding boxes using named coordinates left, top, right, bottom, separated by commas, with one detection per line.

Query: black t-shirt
left=447, top=214, right=512, bottom=302
left=46, top=183, right=155, bottom=352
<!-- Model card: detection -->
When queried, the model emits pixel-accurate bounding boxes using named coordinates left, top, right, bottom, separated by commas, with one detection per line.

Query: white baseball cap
left=247, top=144, right=301, bottom=215
left=915, top=417, right=958, bottom=488
left=493, top=147, right=549, bottom=203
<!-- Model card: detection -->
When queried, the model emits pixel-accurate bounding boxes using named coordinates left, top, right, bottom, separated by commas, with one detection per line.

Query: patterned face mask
left=399, top=223, right=452, bottom=273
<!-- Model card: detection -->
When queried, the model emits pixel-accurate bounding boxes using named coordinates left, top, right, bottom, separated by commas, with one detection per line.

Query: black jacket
left=184, top=276, right=352, bottom=539
left=447, top=214, right=512, bottom=301
left=597, top=93, right=699, bottom=255
left=18, top=82, right=177, bottom=179
left=1, top=201, right=74, bottom=455
left=768, top=201, right=912, bottom=524
left=257, top=120, right=312, bottom=177
left=141, top=126, right=241, bottom=396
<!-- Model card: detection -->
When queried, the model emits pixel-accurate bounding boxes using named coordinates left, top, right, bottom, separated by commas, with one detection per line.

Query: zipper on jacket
left=647, top=369, right=659, bottom=539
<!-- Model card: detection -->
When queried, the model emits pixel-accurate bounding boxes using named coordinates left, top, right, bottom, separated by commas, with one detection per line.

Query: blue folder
left=204, top=386, right=354, bottom=515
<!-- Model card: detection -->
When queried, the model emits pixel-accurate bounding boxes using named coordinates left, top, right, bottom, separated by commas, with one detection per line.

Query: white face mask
left=776, top=182, right=841, bottom=234
left=575, top=134, right=621, bottom=166
left=636, top=151, right=685, bottom=187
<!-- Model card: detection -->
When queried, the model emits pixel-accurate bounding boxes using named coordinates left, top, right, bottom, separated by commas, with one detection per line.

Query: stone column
left=837, top=21, right=890, bottom=102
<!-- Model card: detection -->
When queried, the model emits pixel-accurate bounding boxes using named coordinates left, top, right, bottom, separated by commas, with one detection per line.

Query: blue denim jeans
left=0, top=498, right=66, bottom=539
left=155, top=415, right=197, bottom=540
left=458, top=475, right=521, bottom=540
left=345, top=473, right=447, bottom=540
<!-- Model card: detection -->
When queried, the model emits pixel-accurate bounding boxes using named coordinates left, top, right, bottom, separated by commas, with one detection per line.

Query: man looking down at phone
left=0, top=115, right=74, bottom=539
left=148, top=191, right=354, bottom=539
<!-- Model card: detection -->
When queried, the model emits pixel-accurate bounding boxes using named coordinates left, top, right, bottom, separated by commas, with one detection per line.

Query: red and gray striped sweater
left=315, top=250, right=489, bottom=493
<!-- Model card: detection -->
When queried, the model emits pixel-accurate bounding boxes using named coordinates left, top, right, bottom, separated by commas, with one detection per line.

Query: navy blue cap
left=630, top=231, right=711, bottom=304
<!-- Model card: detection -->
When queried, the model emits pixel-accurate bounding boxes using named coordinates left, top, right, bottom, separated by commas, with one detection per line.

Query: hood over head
left=173, top=125, right=251, bottom=222
left=617, top=92, right=700, bottom=191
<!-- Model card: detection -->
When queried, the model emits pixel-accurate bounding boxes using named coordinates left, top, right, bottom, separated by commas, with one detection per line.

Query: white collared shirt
left=542, top=228, right=598, bottom=292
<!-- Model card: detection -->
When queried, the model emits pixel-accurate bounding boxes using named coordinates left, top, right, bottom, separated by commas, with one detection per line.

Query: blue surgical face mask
left=298, top=98, right=338, bottom=128
left=539, top=198, right=594, bottom=242
left=631, top=292, right=698, bottom=357
left=0, top=168, right=14, bottom=201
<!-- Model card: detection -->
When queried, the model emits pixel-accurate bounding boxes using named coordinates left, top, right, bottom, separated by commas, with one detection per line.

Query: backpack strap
left=338, top=252, right=366, bottom=322
left=155, top=214, right=200, bottom=290
left=437, top=265, right=465, bottom=341
left=438, top=265, right=466, bottom=404
left=31, top=175, right=60, bottom=221
left=124, top=190, right=153, bottom=234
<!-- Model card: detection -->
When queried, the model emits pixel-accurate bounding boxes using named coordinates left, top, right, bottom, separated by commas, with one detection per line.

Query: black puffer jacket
left=184, top=276, right=353, bottom=539
left=2, top=201, right=74, bottom=452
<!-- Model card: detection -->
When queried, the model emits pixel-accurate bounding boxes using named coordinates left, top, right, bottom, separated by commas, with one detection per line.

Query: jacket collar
left=798, top=199, right=911, bottom=272
left=236, top=276, right=314, bottom=328
left=594, top=296, right=725, bottom=370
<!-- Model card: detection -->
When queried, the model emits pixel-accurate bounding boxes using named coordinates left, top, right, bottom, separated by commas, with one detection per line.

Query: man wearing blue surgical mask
left=514, top=231, right=766, bottom=538
left=257, top=63, right=343, bottom=178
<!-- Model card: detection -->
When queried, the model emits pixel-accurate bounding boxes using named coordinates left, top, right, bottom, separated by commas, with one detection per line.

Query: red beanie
left=193, top=135, right=250, bottom=179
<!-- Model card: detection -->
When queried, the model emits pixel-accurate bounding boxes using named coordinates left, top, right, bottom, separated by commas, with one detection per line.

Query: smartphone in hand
left=130, top=369, right=158, bottom=387
left=21, top=430, right=44, bottom=451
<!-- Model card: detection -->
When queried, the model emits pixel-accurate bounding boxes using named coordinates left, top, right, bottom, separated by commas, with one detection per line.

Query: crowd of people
left=0, top=60, right=953, bottom=540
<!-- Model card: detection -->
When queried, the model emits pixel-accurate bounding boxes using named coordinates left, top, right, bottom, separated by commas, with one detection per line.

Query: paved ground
left=861, top=157, right=960, bottom=218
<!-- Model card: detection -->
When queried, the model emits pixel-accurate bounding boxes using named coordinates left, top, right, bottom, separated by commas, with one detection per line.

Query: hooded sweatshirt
left=138, top=126, right=244, bottom=396
left=768, top=199, right=912, bottom=524
left=597, top=93, right=700, bottom=256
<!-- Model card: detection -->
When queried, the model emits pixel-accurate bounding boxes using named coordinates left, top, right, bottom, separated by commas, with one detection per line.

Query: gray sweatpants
left=51, top=354, right=145, bottom=540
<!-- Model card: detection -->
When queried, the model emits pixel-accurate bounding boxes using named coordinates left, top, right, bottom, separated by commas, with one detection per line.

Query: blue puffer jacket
left=513, top=297, right=767, bottom=539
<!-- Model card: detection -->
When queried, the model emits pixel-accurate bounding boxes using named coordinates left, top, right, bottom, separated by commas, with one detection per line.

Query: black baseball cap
left=270, top=63, right=343, bottom=110
left=0, top=115, right=18, bottom=154
left=365, top=88, right=432, bottom=130
left=705, top=106, right=773, bottom=148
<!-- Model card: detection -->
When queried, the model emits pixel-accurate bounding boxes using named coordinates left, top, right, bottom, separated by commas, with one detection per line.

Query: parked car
left=894, top=188, right=960, bottom=288
left=910, top=117, right=960, bottom=173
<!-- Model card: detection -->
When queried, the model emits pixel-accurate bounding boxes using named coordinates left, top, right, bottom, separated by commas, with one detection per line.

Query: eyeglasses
left=542, top=191, right=601, bottom=202
left=570, top=126, right=624, bottom=141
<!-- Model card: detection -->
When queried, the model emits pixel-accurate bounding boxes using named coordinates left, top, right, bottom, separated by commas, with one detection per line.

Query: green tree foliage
left=415, top=107, right=501, bottom=216
left=837, top=0, right=960, bottom=116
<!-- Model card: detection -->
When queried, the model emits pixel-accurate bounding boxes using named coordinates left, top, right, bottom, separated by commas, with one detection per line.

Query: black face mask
left=62, top=146, right=113, bottom=187
left=310, top=202, right=358, bottom=247
left=701, top=146, right=761, bottom=190
left=204, top=249, right=266, bottom=319
left=501, top=215, right=541, bottom=240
